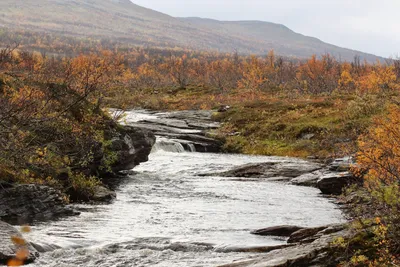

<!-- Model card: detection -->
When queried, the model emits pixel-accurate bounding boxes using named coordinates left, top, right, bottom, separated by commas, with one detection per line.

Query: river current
left=25, top=111, right=345, bottom=267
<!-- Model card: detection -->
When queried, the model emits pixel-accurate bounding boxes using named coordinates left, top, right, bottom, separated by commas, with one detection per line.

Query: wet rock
left=108, top=126, right=156, bottom=173
left=287, top=226, right=329, bottom=243
left=317, top=172, right=354, bottom=195
left=158, top=133, right=222, bottom=152
left=125, top=110, right=222, bottom=153
left=203, top=161, right=322, bottom=179
left=318, top=224, right=347, bottom=235
left=0, top=185, right=77, bottom=225
left=220, top=228, right=352, bottom=267
left=29, top=242, right=61, bottom=253
left=328, top=157, right=355, bottom=172
left=92, top=186, right=117, bottom=203
left=215, top=244, right=294, bottom=253
left=0, top=221, right=39, bottom=265
left=290, top=170, right=325, bottom=187
left=251, top=225, right=305, bottom=237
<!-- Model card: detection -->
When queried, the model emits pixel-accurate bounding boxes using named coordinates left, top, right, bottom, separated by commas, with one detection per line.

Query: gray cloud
left=131, top=0, right=400, bottom=57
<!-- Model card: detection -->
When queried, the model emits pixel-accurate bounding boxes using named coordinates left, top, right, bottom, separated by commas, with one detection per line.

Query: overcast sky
left=132, top=0, right=400, bottom=58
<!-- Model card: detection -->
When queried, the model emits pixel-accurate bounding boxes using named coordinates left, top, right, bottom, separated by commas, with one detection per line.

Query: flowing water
left=25, top=111, right=345, bottom=267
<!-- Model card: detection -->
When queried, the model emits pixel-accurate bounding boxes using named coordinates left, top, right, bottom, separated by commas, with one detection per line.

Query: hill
left=0, top=0, right=382, bottom=61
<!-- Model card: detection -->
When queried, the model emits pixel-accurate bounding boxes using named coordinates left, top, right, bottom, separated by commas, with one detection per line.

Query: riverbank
left=105, top=85, right=391, bottom=159
left=0, top=109, right=357, bottom=267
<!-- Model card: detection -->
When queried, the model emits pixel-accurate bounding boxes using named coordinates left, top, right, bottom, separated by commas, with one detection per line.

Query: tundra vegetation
left=0, top=30, right=400, bottom=265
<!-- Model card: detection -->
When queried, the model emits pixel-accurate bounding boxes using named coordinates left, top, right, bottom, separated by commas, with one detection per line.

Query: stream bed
left=25, top=111, right=345, bottom=267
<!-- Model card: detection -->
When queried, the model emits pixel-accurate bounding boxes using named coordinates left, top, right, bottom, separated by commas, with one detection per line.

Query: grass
left=107, top=85, right=389, bottom=159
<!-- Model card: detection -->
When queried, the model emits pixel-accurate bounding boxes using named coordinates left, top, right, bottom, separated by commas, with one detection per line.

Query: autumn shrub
left=344, top=94, right=386, bottom=120
left=336, top=105, right=400, bottom=266
left=68, top=173, right=101, bottom=201
left=0, top=48, right=124, bottom=201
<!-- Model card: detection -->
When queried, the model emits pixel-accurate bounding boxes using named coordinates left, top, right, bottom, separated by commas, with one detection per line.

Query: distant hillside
left=0, top=0, right=382, bottom=61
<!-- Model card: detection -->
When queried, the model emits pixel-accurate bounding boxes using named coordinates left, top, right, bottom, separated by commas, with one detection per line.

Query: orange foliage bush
left=357, top=105, right=400, bottom=187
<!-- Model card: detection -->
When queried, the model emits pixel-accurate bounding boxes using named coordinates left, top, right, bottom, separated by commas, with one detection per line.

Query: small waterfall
left=152, top=138, right=186, bottom=153
left=151, top=137, right=198, bottom=153
left=187, top=143, right=196, bottom=152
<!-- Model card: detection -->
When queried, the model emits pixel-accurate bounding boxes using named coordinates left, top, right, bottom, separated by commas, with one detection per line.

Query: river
left=25, top=111, right=345, bottom=267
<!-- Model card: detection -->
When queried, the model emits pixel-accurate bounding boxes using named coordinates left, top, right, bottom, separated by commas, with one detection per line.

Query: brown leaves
left=8, top=228, right=31, bottom=267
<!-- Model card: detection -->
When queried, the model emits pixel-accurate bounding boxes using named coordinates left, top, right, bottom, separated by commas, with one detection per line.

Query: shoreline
left=0, top=109, right=355, bottom=266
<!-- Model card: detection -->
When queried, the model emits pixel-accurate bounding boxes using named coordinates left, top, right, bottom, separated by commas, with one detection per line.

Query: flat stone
left=291, top=170, right=325, bottom=187
left=214, top=244, right=294, bottom=253
left=251, top=225, right=305, bottom=237
left=288, top=226, right=329, bottom=243
left=202, top=161, right=322, bottom=179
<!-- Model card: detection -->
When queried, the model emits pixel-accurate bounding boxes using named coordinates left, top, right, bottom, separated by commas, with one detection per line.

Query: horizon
left=131, top=0, right=400, bottom=58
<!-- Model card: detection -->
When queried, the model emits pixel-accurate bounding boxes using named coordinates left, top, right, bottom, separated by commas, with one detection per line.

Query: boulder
left=91, top=185, right=117, bottom=203
left=251, top=225, right=305, bottom=237
left=317, top=172, right=354, bottom=195
left=0, top=221, right=39, bottom=265
left=109, top=126, right=156, bottom=173
left=0, top=185, right=77, bottom=225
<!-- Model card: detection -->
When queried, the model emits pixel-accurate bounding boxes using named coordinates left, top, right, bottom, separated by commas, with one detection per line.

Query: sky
left=131, top=0, right=400, bottom=58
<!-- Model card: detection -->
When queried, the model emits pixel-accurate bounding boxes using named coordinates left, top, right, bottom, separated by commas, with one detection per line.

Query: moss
left=213, top=95, right=385, bottom=158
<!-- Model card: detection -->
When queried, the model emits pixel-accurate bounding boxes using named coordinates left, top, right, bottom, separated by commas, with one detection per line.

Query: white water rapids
left=24, top=111, right=345, bottom=267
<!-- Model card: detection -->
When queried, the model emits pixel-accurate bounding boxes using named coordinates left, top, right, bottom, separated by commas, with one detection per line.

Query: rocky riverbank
left=201, top=156, right=357, bottom=196
left=0, top=124, right=155, bottom=225
left=121, top=110, right=223, bottom=152
left=220, top=224, right=352, bottom=267
left=202, top=155, right=357, bottom=267
left=0, top=110, right=356, bottom=266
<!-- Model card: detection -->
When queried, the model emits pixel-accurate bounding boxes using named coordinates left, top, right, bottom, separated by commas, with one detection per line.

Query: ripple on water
left=25, top=149, right=345, bottom=267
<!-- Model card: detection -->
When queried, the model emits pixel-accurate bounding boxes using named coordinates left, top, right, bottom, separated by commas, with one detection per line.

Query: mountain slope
left=0, top=0, right=381, bottom=61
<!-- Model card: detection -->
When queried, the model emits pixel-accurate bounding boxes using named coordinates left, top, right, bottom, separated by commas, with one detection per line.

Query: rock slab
left=0, top=185, right=76, bottom=225
left=220, top=225, right=351, bottom=267
left=251, top=225, right=305, bottom=237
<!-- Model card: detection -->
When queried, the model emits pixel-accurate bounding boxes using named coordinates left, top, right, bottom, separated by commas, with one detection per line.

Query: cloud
left=131, top=0, right=400, bottom=57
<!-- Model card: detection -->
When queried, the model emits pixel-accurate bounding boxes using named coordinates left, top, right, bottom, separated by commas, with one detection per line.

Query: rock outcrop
left=0, top=221, right=39, bottom=265
left=316, top=157, right=357, bottom=195
left=317, top=172, right=355, bottom=195
left=220, top=224, right=351, bottom=267
left=202, top=156, right=358, bottom=195
left=108, top=126, right=156, bottom=173
left=0, top=184, right=77, bottom=225
left=124, top=110, right=222, bottom=153
left=91, top=185, right=117, bottom=202
left=290, top=170, right=325, bottom=187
